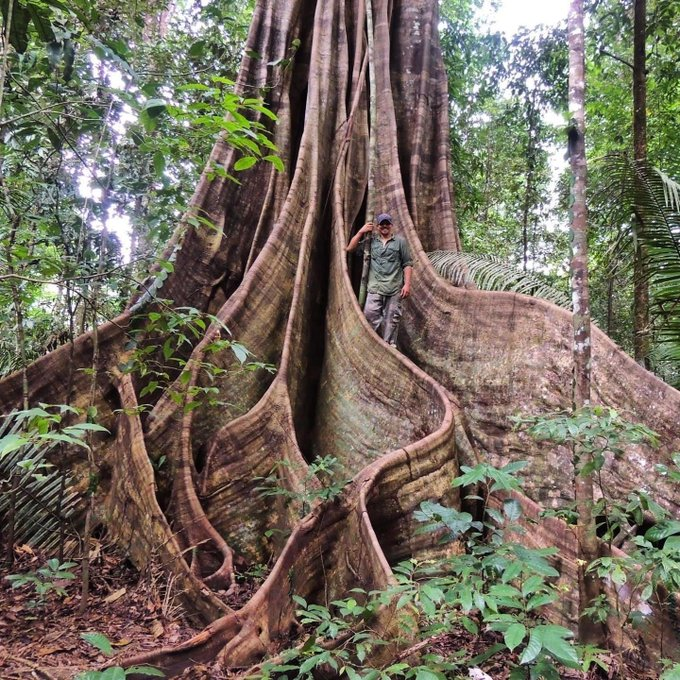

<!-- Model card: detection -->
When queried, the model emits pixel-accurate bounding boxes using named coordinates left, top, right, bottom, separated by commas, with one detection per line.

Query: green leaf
left=469, top=642, right=505, bottom=666
left=1, top=0, right=30, bottom=52
left=46, top=125, right=63, bottom=150
left=292, top=594, right=307, bottom=607
left=461, top=615, right=479, bottom=635
left=429, top=251, right=571, bottom=307
left=0, top=434, right=29, bottom=457
left=100, top=669, right=126, bottom=680
left=521, top=575, right=545, bottom=597
left=188, top=40, right=206, bottom=58
left=503, top=498, right=522, bottom=521
left=142, top=98, right=167, bottom=118
left=234, top=156, right=258, bottom=171
left=526, top=593, right=555, bottom=610
left=124, top=666, right=165, bottom=677
left=264, top=154, right=284, bottom=171
left=153, top=151, right=165, bottom=177
left=64, top=423, right=108, bottom=433
left=40, top=432, right=88, bottom=447
left=640, top=583, right=653, bottom=601
left=298, top=654, right=323, bottom=675
left=502, top=560, right=523, bottom=583
left=459, top=584, right=473, bottom=612
left=646, top=521, right=680, bottom=542
left=660, top=665, right=680, bottom=680
left=519, top=629, right=543, bottom=665
left=664, top=536, right=680, bottom=553
left=231, top=342, right=249, bottom=363
left=139, top=109, right=157, bottom=133
left=415, top=669, right=442, bottom=680
left=504, top=623, right=527, bottom=651
left=81, top=632, right=114, bottom=656
left=542, top=627, right=579, bottom=668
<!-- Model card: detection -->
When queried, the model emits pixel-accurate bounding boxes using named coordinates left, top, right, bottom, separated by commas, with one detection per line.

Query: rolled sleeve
left=400, top=238, right=413, bottom=269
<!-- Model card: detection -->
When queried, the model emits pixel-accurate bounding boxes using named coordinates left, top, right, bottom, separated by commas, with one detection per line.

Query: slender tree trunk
left=359, top=0, right=377, bottom=308
left=521, top=101, right=538, bottom=272
left=521, top=175, right=531, bottom=272
left=632, top=0, right=650, bottom=368
left=567, top=0, right=604, bottom=647
left=78, top=164, right=114, bottom=616
left=607, top=275, right=614, bottom=336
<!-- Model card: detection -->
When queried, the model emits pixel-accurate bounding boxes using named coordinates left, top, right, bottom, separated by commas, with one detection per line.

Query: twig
left=0, top=259, right=151, bottom=285
left=599, top=48, right=633, bottom=70
left=3, top=653, right=60, bottom=680
left=0, top=101, right=101, bottom=127
left=392, top=633, right=445, bottom=662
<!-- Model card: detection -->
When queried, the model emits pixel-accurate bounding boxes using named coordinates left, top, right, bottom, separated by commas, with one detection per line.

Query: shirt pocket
left=382, top=246, right=399, bottom=263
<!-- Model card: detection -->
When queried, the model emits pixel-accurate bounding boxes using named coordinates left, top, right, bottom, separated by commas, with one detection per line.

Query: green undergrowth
left=251, top=407, right=680, bottom=679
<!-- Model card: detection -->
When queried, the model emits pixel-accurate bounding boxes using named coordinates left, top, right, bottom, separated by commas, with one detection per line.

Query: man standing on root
left=346, top=213, right=413, bottom=346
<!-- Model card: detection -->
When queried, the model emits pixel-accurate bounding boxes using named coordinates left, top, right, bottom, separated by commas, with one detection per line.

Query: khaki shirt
left=366, top=234, right=413, bottom=296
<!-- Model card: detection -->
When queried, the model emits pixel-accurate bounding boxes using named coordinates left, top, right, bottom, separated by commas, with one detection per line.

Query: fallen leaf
left=36, top=645, right=71, bottom=657
left=15, top=544, right=34, bottom=556
left=150, top=620, right=164, bottom=639
left=104, top=587, right=127, bottom=604
left=44, top=630, right=67, bottom=642
left=112, top=638, right=132, bottom=647
left=88, top=541, right=102, bottom=560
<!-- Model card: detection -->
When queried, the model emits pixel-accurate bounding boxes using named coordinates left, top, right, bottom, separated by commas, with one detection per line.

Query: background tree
left=585, top=0, right=680, bottom=382
left=567, top=0, right=605, bottom=647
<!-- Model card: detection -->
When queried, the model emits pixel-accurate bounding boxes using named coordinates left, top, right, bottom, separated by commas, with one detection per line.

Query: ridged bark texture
left=0, top=0, right=679, bottom=675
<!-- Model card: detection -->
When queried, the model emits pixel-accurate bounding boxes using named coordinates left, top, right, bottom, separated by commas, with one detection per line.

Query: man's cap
left=376, top=213, right=393, bottom=224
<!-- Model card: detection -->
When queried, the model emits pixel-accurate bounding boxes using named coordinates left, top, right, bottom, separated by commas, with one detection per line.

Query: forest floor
left=0, top=542, right=663, bottom=679
left=0, top=541, right=203, bottom=679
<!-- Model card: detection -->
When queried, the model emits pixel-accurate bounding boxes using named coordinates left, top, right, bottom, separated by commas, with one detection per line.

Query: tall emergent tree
left=1, top=0, right=680, bottom=675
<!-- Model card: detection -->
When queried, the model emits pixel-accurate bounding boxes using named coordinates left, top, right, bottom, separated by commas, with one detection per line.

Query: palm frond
left=648, top=342, right=680, bottom=390
left=599, top=153, right=680, bottom=358
left=0, top=412, right=81, bottom=552
left=428, top=251, right=571, bottom=308
left=602, top=153, right=680, bottom=267
left=656, top=167, right=680, bottom=213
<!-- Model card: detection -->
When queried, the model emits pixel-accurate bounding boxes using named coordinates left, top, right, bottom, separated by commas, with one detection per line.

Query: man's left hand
left=400, top=285, right=411, bottom=299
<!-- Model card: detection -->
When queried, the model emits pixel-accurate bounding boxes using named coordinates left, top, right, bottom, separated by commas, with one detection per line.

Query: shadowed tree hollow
left=1, top=0, right=680, bottom=676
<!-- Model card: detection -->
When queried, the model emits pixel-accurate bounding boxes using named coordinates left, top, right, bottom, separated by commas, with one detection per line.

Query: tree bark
left=633, top=0, right=650, bottom=368
left=567, top=0, right=605, bottom=647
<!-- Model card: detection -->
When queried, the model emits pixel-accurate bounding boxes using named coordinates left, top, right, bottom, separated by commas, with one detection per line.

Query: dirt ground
left=0, top=543, right=663, bottom=679
left=0, top=542, right=202, bottom=679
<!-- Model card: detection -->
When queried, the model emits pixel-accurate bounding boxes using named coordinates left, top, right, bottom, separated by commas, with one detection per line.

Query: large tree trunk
left=1, top=0, right=679, bottom=675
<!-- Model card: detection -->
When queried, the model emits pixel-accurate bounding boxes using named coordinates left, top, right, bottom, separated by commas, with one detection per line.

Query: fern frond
left=428, top=251, right=571, bottom=308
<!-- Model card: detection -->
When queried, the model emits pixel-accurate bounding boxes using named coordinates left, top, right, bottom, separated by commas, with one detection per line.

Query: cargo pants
left=364, top=292, right=402, bottom=346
